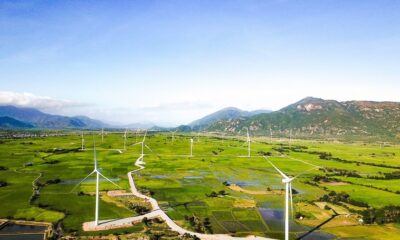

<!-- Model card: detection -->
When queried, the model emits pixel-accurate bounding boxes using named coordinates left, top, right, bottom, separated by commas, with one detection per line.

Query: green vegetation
left=0, top=131, right=399, bottom=239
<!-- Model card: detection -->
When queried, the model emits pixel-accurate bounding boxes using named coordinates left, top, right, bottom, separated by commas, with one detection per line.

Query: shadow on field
left=296, top=212, right=338, bottom=240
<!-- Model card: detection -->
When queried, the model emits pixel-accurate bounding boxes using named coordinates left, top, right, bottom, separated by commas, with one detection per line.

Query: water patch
left=297, top=231, right=336, bottom=240
left=0, top=224, right=46, bottom=240
left=151, top=175, right=168, bottom=179
left=183, top=176, right=203, bottom=179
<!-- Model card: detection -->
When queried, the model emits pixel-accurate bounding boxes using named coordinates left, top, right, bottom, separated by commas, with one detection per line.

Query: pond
left=0, top=223, right=46, bottom=240
left=258, top=208, right=336, bottom=240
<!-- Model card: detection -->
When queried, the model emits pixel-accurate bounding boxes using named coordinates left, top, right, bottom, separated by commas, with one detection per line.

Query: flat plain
left=0, top=132, right=399, bottom=239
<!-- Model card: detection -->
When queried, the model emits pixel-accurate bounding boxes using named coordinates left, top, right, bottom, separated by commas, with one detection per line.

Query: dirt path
left=83, top=154, right=274, bottom=240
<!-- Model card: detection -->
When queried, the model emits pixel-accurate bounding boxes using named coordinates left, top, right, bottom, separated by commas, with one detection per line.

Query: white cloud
left=0, top=91, right=87, bottom=112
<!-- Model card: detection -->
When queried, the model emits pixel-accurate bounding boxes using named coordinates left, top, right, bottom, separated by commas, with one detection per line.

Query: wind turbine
left=81, top=132, right=85, bottom=150
left=171, top=130, right=177, bottom=142
left=265, top=158, right=294, bottom=240
left=190, top=138, right=194, bottom=157
left=132, top=130, right=152, bottom=159
left=269, top=127, right=273, bottom=143
left=246, top=128, right=251, bottom=158
left=264, top=157, right=319, bottom=240
left=71, top=141, right=120, bottom=226
left=123, top=128, right=127, bottom=150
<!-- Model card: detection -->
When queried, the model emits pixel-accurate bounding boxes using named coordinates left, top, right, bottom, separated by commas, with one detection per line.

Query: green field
left=0, top=132, right=399, bottom=239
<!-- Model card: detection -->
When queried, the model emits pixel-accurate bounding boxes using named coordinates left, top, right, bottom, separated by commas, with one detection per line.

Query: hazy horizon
left=1, top=0, right=399, bottom=125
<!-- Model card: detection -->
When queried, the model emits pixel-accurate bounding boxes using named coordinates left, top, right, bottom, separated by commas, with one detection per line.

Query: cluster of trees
left=206, top=190, right=228, bottom=198
left=184, top=215, right=212, bottom=233
left=182, top=233, right=201, bottom=240
left=257, top=151, right=272, bottom=156
left=139, top=187, right=155, bottom=196
left=44, top=147, right=81, bottom=154
left=128, top=203, right=150, bottom=215
left=361, top=206, right=400, bottom=224
left=0, top=166, right=8, bottom=171
left=321, top=167, right=362, bottom=178
left=320, top=191, right=369, bottom=208
left=312, top=175, right=337, bottom=182
left=43, top=160, right=60, bottom=165
left=368, top=171, right=400, bottom=180
left=45, top=178, right=61, bottom=185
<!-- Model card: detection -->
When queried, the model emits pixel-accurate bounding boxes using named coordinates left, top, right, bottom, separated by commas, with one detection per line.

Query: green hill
left=207, top=97, right=400, bottom=141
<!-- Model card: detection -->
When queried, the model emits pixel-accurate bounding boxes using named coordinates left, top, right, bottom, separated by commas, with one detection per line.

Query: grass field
left=0, top=132, right=399, bottom=239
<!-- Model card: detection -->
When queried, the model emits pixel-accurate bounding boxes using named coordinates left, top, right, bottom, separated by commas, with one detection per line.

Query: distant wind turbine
left=81, top=132, right=85, bottom=150
left=171, top=130, right=177, bottom=142
left=246, top=128, right=251, bottom=158
left=71, top=140, right=120, bottom=226
left=132, top=130, right=152, bottom=160
left=123, top=128, right=127, bottom=150
left=270, top=127, right=273, bottom=143
left=190, top=138, right=194, bottom=157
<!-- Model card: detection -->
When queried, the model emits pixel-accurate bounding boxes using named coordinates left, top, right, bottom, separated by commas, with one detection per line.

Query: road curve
left=84, top=154, right=274, bottom=240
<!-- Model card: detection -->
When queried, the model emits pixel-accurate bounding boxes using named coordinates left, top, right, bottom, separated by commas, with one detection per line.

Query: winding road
left=83, top=154, right=274, bottom=240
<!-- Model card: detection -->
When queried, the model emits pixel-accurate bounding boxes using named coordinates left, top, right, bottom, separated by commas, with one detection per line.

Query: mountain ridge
left=206, top=97, right=400, bottom=141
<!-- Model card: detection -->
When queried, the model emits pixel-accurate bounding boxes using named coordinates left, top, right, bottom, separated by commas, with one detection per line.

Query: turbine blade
left=145, top=144, right=153, bottom=152
left=264, top=156, right=290, bottom=179
left=98, top=172, right=122, bottom=189
left=130, top=142, right=142, bottom=146
left=142, top=130, right=147, bottom=142
left=70, top=171, right=95, bottom=193
left=292, top=166, right=320, bottom=180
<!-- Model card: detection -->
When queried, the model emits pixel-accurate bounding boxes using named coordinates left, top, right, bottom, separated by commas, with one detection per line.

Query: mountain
left=206, top=97, right=400, bottom=141
left=0, top=116, right=34, bottom=128
left=0, top=105, right=108, bottom=129
left=189, top=107, right=271, bottom=130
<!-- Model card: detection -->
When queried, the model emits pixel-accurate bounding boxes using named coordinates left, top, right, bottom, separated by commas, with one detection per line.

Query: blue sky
left=1, top=0, right=399, bottom=126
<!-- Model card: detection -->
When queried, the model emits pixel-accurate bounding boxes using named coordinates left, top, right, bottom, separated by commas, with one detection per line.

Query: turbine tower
left=171, top=130, right=177, bottom=142
left=190, top=138, right=194, bottom=157
left=81, top=132, right=85, bottom=150
left=246, top=128, right=251, bottom=158
left=123, top=128, right=127, bottom=150
left=270, top=127, right=273, bottom=143
left=265, top=158, right=294, bottom=240
left=71, top=141, right=120, bottom=226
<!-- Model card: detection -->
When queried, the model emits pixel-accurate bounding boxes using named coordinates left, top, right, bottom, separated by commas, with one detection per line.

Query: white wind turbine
left=246, top=128, right=251, bottom=158
left=264, top=157, right=319, bottom=240
left=123, top=128, right=127, bottom=150
left=190, top=138, right=194, bottom=157
left=81, top=132, right=85, bottom=150
left=171, top=130, right=177, bottom=142
left=71, top=141, right=120, bottom=226
left=132, top=130, right=152, bottom=161
left=266, top=158, right=294, bottom=240
left=269, top=127, right=273, bottom=143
